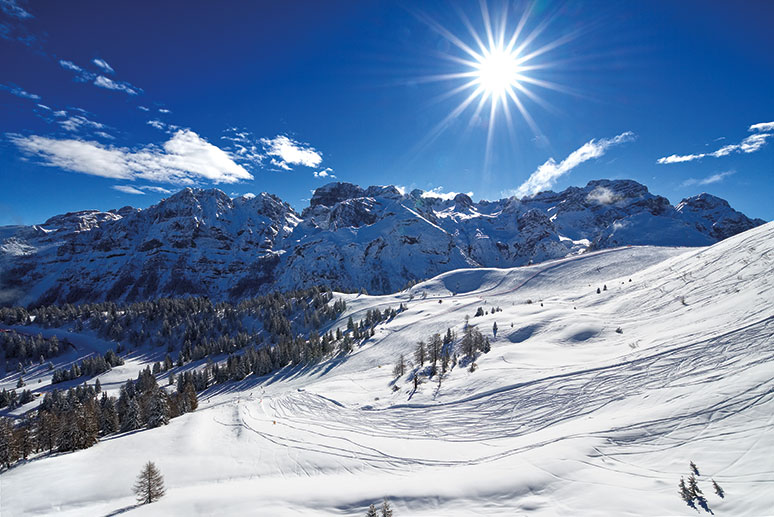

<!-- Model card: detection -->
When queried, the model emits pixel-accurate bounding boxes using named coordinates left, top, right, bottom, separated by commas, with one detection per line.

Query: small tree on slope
left=133, top=461, right=166, bottom=504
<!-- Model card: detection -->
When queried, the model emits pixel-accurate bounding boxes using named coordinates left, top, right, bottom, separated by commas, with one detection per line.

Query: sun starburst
left=413, top=1, right=579, bottom=166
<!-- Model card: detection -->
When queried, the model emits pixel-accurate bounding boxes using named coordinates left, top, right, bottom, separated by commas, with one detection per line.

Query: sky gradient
left=1, top=0, right=772, bottom=225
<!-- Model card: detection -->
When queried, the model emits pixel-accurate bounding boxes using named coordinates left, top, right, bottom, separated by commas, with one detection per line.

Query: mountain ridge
left=0, top=179, right=765, bottom=307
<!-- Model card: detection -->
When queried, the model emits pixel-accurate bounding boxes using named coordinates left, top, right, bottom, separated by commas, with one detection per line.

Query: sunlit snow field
left=1, top=223, right=772, bottom=516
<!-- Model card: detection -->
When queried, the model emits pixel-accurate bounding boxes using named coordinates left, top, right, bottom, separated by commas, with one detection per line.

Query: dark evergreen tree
left=146, top=388, right=170, bottom=428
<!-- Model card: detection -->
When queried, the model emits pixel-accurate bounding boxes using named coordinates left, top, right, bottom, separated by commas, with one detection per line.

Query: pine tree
left=678, top=477, right=696, bottom=509
left=414, top=341, right=426, bottom=367
left=365, top=504, right=378, bottom=517
left=392, top=354, right=406, bottom=378
left=133, top=461, right=166, bottom=504
left=0, top=417, right=17, bottom=468
left=381, top=498, right=393, bottom=517
left=712, top=479, right=724, bottom=498
left=121, top=398, right=143, bottom=432
left=146, top=388, right=170, bottom=428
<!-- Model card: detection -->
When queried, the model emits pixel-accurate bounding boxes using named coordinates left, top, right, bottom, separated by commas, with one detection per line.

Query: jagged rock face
left=0, top=180, right=765, bottom=306
left=676, top=193, right=766, bottom=240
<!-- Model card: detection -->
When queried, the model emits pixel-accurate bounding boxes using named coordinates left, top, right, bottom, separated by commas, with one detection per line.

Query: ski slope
left=1, top=223, right=773, bottom=516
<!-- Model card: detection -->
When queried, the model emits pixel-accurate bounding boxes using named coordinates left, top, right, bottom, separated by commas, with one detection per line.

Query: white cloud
left=658, top=123, right=772, bottom=164
left=681, top=170, right=735, bottom=187
left=92, top=58, right=114, bottom=74
left=53, top=110, right=106, bottom=132
left=147, top=119, right=166, bottom=130
left=158, top=108, right=171, bottom=114
left=421, top=186, right=474, bottom=201
left=59, top=60, right=89, bottom=77
left=94, top=75, right=139, bottom=95
left=514, top=131, right=636, bottom=197
left=140, top=186, right=172, bottom=194
left=586, top=186, right=621, bottom=205
left=8, top=128, right=254, bottom=185
left=138, top=105, right=150, bottom=112
left=112, top=185, right=145, bottom=195
left=658, top=153, right=703, bottom=164
left=749, top=121, right=774, bottom=133
left=60, top=59, right=140, bottom=95
left=314, top=167, right=335, bottom=178
left=260, top=135, right=322, bottom=169
left=0, top=83, right=40, bottom=100
left=0, top=0, right=32, bottom=19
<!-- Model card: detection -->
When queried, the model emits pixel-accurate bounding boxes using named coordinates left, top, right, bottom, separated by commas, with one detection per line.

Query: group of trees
left=0, top=331, right=68, bottom=365
left=678, top=461, right=724, bottom=513
left=0, top=287, right=351, bottom=374
left=411, top=328, right=457, bottom=378
left=0, top=388, right=34, bottom=410
left=395, top=319, right=494, bottom=391
left=0, top=369, right=198, bottom=471
left=365, top=498, right=393, bottom=516
left=51, top=349, right=124, bottom=384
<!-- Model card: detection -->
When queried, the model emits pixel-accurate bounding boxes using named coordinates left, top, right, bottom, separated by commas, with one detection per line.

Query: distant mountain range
left=0, top=179, right=765, bottom=307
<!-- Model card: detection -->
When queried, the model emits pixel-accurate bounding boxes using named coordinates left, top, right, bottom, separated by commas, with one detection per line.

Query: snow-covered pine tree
left=133, top=461, right=166, bottom=504
left=121, top=398, right=143, bottom=432
left=365, top=504, right=378, bottom=517
left=146, top=388, right=170, bottom=428
left=381, top=498, right=393, bottom=517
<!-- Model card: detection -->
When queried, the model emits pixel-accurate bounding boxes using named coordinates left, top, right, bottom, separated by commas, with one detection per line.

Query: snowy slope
left=0, top=179, right=764, bottom=306
left=1, top=222, right=772, bottom=516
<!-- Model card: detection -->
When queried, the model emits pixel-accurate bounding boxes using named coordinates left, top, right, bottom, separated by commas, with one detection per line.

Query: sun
left=474, top=46, right=523, bottom=103
left=412, top=1, right=578, bottom=163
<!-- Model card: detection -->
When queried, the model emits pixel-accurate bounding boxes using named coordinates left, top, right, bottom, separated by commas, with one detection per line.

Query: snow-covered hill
left=0, top=179, right=764, bottom=306
left=1, top=222, right=772, bottom=516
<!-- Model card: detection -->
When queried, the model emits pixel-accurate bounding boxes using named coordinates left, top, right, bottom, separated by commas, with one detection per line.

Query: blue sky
left=1, top=0, right=772, bottom=225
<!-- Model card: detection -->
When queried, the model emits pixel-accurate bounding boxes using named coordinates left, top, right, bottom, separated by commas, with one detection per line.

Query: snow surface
left=1, top=223, right=773, bottom=516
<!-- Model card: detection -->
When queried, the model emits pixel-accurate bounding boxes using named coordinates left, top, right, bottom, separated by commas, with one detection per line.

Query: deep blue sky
left=1, top=0, right=772, bottom=225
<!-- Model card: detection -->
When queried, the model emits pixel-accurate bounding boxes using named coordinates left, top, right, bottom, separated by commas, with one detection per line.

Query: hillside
left=0, top=179, right=764, bottom=307
left=1, top=221, right=771, bottom=516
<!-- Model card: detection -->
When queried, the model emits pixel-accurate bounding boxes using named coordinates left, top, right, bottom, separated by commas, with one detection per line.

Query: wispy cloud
left=112, top=184, right=172, bottom=195
left=586, top=185, right=622, bottom=205
left=314, top=167, right=335, bottom=178
left=52, top=110, right=106, bottom=133
left=140, top=185, right=172, bottom=194
left=147, top=119, right=167, bottom=130
left=158, top=108, right=171, bottom=114
left=658, top=122, right=773, bottom=164
left=138, top=105, right=150, bottom=112
left=59, top=59, right=141, bottom=95
left=8, top=128, right=253, bottom=185
left=92, top=58, right=114, bottom=74
left=512, top=131, right=636, bottom=198
left=93, top=75, right=138, bottom=95
left=112, top=185, right=144, bottom=195
left=0, top=82, right=40, bottom=100
left=261, top=135, right=322, bottom=170
left=0, top=0, right=32, bottom=19
left=681, top=170, right=735, bottom=187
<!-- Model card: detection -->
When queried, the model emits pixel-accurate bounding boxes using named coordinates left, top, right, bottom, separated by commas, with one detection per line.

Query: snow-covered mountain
left=2, top=222, right=772, bottom=516
left=0, top=179, right=764, bottom=306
